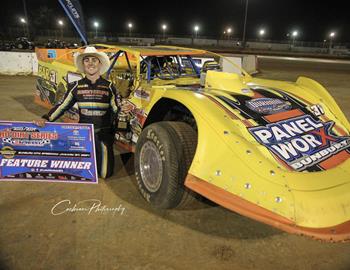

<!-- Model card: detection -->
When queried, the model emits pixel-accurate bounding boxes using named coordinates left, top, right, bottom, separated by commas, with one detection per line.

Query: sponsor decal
left=134, top=89, right=150, bottom=101
left=246, top=98, right=292, bottom=114
left=0, top=127, right=58, bottom=147
left=248, top=115, right=350, bottom=171
left=309, top=104, right=325, bottom=117
left=38, top=65, right=57, bottom=84
left=47, top=49, right=57, bottom=59
left=81, top=109, right=106, bottom=116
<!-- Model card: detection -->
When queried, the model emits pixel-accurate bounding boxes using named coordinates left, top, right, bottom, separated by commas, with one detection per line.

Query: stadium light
left=290, top=30, right=299, bottom=47
left=93, top=21, right=99, bottom=38
left=329, top=31, right=336, bottom=54
left=19, top=17, right=27, bottom=36
left=58, top=20, right=64, bottom=38
left=193, top=25, right=199, bottom=38
left=128, top=22, right=133, bottom=36
left=224, top=27, right=232, bottom=39
left=258, top=28, right=266, bottom=41
left=161, top=24, right=167, bottom=38
left=227, top=27, right=232, bottom=38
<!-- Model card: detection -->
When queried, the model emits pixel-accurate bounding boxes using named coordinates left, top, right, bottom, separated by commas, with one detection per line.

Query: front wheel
left=134, top=121, right=197, bottom=209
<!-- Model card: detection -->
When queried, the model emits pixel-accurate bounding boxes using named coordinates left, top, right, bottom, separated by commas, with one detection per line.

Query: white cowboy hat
left=74, top=46, right=110, bottom=75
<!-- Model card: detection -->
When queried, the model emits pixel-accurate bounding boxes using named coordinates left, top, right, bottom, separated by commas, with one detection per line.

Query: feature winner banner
left=0, top=121, right=97, bottom=183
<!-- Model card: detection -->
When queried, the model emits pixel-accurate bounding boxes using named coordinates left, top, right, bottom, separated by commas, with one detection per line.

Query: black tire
left=134, top=121, right=197, bottom=209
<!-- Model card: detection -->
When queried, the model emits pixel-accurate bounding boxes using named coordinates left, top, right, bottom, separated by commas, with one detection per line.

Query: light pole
left=258, top=28, right=265, bottom=41
left=94, top=21, right=99, bottom=38
left=58, top=20, right=64, bottom=39
left=242, top=0, right=249, bottom=47
left=329, top=32, right=336, bottom=54
left=193, top=25, right=199, bottom=38
left=227, top=27, right=232, bottom=39
left=162, top=24, right=167, bottom=38
left=323, top=39, right=327, bottom=49
left=22, top=0, right=30, bottom=38
left=19, top=17, right=27, bottom=36
left=128, top=23, right=133, bottom=37
left=291, top=30, right=298, bottom=47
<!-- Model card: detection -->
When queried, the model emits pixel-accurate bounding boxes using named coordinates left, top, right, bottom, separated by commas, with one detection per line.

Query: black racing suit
left=42, top=76, right=121, bottom=178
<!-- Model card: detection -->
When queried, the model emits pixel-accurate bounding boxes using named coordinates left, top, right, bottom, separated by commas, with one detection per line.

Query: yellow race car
left=35, top=45, right=350, bottom=242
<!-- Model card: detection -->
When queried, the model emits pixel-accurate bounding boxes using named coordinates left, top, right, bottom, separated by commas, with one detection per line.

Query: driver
left=34, top=46, right=121, bottom=179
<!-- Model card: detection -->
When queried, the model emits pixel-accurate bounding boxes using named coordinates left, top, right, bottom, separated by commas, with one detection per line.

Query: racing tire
left=135, top=121, right=198, bottom=209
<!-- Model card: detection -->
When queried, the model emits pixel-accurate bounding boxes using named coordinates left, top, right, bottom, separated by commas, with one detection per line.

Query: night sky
left=1, top=0, right=349, bottom=42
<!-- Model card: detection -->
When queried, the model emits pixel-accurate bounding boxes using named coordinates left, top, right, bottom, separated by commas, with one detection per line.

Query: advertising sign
left=0, top=121, right=97, bottom=183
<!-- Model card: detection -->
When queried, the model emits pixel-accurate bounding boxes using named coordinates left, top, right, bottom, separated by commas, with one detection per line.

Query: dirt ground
left=0, top=57, right=350, bottom=270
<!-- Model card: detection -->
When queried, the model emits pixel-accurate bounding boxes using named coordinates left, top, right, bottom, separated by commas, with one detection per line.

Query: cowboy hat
left=74, top=46, right=110, bottom=75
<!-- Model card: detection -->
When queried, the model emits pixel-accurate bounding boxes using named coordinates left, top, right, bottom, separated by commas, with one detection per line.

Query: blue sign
left=58, top=0, right=88, bottom=45
left=47, top=49, right=57, bottom=59
left=0, top=121, right=98, bottom=183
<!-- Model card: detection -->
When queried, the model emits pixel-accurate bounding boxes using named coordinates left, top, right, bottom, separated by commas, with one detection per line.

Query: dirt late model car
left=35, top=45, right=350, bottom=242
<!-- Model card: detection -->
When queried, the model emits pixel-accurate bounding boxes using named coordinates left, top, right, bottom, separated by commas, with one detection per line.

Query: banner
left=58, top=0, right=88, bottom=45
left=0, top=121, right=97, bottom=183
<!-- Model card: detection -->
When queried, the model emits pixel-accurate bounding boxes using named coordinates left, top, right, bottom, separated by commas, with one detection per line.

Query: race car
left=34, top=45, right=350, bottom=242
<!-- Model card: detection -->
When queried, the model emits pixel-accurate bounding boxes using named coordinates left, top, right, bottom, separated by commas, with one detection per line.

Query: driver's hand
left=33, top=118, right=46, bottom=127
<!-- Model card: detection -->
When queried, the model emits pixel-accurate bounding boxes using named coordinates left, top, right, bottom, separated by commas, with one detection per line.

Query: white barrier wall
left=222, top=54, right=258, bottom=74
left=167, top=38, right=192, bottom=45
left=0, top=52, right=38, bottom=75
left=220, top=56, right=242, bottom=74
left=118, top=37, right=155, bottom=45
left=193, top=38, right=218, bottom=46
left=242, top=55, right=258, bottom=74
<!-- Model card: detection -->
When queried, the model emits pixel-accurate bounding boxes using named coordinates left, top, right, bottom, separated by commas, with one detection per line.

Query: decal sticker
left=134, top=89, right=150, bottom=101
left=248, top=115, right=350, bottom=171
left=47, top=49, right=57, bottom=59
left=245, top=98, right=292, bottom=115
left=49, top=70, right=57, bottom=84
left=310, top=104, right=325, bottom=117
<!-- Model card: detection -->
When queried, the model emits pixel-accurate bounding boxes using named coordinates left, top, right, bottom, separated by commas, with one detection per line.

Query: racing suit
left=42, top=76, right=121, bottom=178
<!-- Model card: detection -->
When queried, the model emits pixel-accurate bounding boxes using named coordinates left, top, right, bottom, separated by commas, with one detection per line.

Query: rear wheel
left=135, top=121, right=197, bottom=209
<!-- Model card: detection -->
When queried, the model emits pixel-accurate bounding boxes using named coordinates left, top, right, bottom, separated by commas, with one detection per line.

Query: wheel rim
left=139, top=141, right=163, bottom=192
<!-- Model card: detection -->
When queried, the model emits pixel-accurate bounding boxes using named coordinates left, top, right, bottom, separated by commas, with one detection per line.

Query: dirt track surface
left=0, top=57, right=350, bottom=270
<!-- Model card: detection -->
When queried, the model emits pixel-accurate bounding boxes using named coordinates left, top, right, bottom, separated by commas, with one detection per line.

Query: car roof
left=95, top=44, right=207, bottom=56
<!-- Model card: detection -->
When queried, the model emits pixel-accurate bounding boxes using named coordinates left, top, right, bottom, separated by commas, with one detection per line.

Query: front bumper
left=185, top=174, right=350, bottom=242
